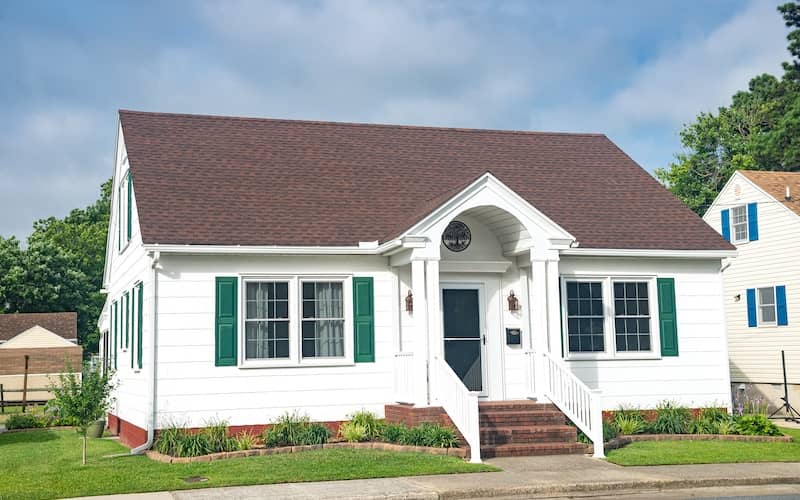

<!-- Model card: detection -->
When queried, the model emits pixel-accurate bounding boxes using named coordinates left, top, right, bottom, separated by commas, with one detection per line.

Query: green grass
left=607, top=426, right=800, bottom=466
left=0, top=430, right=496, bottom=500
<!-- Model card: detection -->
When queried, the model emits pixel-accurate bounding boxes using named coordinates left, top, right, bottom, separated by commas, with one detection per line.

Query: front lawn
left=0, top=430, right=496, bottom=500
left=607, top=426, right=800, bottom=466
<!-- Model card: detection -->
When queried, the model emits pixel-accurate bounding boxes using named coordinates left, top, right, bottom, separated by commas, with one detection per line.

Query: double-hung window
left=301, top=281, right=345, bottom=358
left=245, top=281, right=290, bottom=360
left=757, top=286, right=777, bottom=325
left=565, top=281, right=605, bottom=353
left=613, top=282, right=651, bottom=352
left=731, top=205, right=748, bottom=243
left=563, top=277, right=658, bottom=359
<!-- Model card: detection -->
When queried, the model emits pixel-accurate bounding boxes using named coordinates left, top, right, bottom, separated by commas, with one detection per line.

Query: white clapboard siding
left=703, top=172, right=800, bottom=384
left=559, top=257, right=731, bottom=410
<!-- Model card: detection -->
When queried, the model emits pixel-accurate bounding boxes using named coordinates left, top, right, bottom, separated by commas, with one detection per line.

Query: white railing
left=527, top=350, right=605, bottom=458
left=430, top=357, right=481, bottom=463
left=393, top=352, right=414, bottom=404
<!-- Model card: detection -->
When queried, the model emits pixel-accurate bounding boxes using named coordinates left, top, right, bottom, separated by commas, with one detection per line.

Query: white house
left=99, top=110, right=735, bottom=461
left=703, top=170, right=800, bottom=414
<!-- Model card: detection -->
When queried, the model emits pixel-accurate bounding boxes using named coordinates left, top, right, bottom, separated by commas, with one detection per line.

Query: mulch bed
left=146, top=442, right=467, bottom=464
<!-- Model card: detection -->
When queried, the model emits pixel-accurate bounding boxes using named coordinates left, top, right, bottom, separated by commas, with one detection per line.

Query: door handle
left=482, top=334, right=486, bottom=346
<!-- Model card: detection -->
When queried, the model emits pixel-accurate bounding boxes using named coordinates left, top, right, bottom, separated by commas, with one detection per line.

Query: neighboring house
left=99, top=110, right=734, bottom=460
left=0, top=312, right=81, bottom=402
left=704, top=170, right=800, bottom=413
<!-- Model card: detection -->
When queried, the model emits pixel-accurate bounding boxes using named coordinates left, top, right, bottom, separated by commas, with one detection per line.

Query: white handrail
left=393, top=352, right=414, bottom=404
left=527, top=350, right=605, bottom=458
left=430, top=357, right=481, bottom=463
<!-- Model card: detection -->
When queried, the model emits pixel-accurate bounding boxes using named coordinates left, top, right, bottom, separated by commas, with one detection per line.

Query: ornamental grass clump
left=691, top=407, right=731, bottom=434
left=652, top=401, right=692, bottom=434
left=262, top=411, right=331, bottom=447
left=347, top=410, right=384, bottom=440
left=613, top=407, right=647, bottom=435
left=339, top=421, right=369, bottom=442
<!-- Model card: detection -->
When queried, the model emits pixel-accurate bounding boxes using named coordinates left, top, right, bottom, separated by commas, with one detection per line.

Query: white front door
left=441, top=284, right=488, bottom=397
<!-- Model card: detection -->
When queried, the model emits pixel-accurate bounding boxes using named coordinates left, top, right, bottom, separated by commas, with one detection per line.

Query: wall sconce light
left=507, top=290, right=520, bottom=311
left=734, top=294, right=741, bottom=303
left=405, top=290, right=414, bottom=312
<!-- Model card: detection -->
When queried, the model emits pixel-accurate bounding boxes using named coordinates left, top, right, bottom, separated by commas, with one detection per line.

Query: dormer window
left=730, top=205, right=748, bottom=243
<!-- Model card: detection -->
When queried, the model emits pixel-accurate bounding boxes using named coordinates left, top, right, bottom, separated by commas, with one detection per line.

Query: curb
left=433, top=476, right=800, bottom=499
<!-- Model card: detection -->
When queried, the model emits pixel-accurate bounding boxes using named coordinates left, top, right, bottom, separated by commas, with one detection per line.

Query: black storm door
left=442, top=288, right=483, bottom=392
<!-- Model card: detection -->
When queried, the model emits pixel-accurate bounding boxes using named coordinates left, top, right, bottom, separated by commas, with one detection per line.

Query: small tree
left=50, top=364, right=115, bottom=465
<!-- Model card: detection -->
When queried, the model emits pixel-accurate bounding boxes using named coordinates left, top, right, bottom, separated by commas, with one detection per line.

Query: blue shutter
left=746, top=288, right=757, bottom=327
left=747, top=203, right=758, bottom=241
left=777, top=285, right=788, bottom=326
left=721, top=209, right=731, bottom=242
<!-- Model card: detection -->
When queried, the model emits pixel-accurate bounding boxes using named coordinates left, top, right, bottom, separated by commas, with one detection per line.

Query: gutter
left=142, top=239, right=403, bottom=256
left=131, top=251, right=160, bottom=455
left=559, top=248, right=737, bottom=259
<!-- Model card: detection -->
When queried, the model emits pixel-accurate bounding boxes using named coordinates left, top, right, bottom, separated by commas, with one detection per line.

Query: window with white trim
left=245, top=281, right=290, bottom=360
left=563, top=277, right=658, bottom=358
left=565, top=281, right=605, bottom=353
left=731, top=205, right=748, bottom=243
left=757, top=286, right=777, bottom=325
left=301, top=281, right=345, bottom=358
left=613, top=281, right=651, bottom=352
left=240, top=276, right=350, bottom=365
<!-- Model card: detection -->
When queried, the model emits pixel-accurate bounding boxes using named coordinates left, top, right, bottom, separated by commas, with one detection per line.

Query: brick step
left=481, top=442, right=588, bottom=458
left=479, top=425, right=577, bottom=445
left=480, top=411, right=566, bottom=427
left=478, top=400, right=551, bottom=412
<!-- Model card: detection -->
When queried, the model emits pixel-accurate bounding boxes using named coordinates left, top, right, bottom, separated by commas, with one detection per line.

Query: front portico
left=386, top=174, right=603, bottom=461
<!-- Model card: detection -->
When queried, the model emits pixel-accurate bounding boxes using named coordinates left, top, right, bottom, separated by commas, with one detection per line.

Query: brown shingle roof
left=0, top=312, right=78, bottom=342
left=739, top=170, right=800, bottom=217
left=119, top=110, right=732, bottom=251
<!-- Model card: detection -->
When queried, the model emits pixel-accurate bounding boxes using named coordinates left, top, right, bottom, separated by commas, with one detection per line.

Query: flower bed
left=146, top=441, right=467, bottom=464
left=150, top=410, right=463, bottom=462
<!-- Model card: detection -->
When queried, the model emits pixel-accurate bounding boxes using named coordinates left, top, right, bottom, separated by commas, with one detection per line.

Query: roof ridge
left=118, top=109, right=607, bottom=138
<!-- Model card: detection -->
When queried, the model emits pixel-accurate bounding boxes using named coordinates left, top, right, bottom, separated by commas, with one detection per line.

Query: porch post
left=425, top=259, right=441, bottom=362
left=545, top=251, right=561, bottom=357
left=529, top=249, right=548, bottom=397
left=411, top=258, right=429, bottom=406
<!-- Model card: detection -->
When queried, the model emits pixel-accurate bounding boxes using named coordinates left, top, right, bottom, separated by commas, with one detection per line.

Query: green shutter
left=126, top=173, right=132, bottom=241
left=657, top=277, right=679, bottom=357
left=130, top=288, right=135, bottom=369
left=124, top=292, right=130, bottom=348
left=137, top=282, right=144, bottom=369
left=112, top=301, right=118, bottom=370
left=353, top=277, right=375, bottom=363
left=215, top=277, right=238, bottom=366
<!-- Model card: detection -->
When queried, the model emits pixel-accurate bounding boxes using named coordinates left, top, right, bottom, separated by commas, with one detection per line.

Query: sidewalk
left=72, top=455, right=800, bottom=500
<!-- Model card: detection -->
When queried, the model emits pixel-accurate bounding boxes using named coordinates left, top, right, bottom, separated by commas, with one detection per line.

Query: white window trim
left=730, top=204, right=749, bottom=244
left=238, top=275, right=354, bottom=368
left=560, top=275, right=661, bottom=361
left=756, top=285, right=778, bottom=327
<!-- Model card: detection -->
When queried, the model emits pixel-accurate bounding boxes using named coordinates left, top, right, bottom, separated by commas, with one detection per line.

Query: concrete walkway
left=71, top=455, right=800, bottom=500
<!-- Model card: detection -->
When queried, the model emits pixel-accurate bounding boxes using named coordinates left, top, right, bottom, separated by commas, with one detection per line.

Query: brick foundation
left=107, top=413, right=148, bottom=448
left=385, top=404, right=456, bottom=428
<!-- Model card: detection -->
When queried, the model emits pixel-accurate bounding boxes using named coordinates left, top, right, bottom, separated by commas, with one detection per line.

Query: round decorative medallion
left=442, top=220, right=471, bottom=252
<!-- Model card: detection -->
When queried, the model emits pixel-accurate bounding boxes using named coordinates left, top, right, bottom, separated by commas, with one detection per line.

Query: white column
left=529, top=250, right=548, bottom=397
left=425, top=259, right=441, bottom=362
left=545, top=253, right=561, bottom=356
left=411, top=258, right=429, bottom=406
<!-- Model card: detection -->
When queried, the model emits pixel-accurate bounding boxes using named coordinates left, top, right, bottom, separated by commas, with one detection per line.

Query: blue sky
left=0, top=0, right=790, bottom=240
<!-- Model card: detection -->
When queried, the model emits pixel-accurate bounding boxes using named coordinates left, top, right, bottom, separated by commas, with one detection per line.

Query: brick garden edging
left=588, top=433, right=793, bottom=454
left=145, top=441, right=467, bottom=464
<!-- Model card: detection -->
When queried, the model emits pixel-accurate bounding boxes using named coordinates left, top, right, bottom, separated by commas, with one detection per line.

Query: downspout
left=131, top=251, right=160, bottom=454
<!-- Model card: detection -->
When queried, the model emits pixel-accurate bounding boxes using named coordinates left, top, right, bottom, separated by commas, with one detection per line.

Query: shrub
left=614, top=413, right=645, bottom=435
left=652, top=401, right=692, bottom=434
left=717, top=419, right=735, bottom=435
left=5, top=413, right=45, bottom=430
left=382, top=423, right=407, bottom=444
left=398, top=423, right=458, bottom=448
left=733, top=414, right=782, bottom=436
left=201, top=419, right=234, bottom=452
left=262, top=411, right=330, bottom=447
left=348, top=410, right=384, bottom=440
left=339, top=421, right=369, bottom=442
left=231, top=431, right=258, bottom=451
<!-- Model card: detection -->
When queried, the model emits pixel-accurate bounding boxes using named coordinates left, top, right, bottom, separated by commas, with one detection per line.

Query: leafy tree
left=656, top=2, right=800, bottom=214
left=0, top=179, right=111, bottom=352
left=50, top=363, right=115, bottom=465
